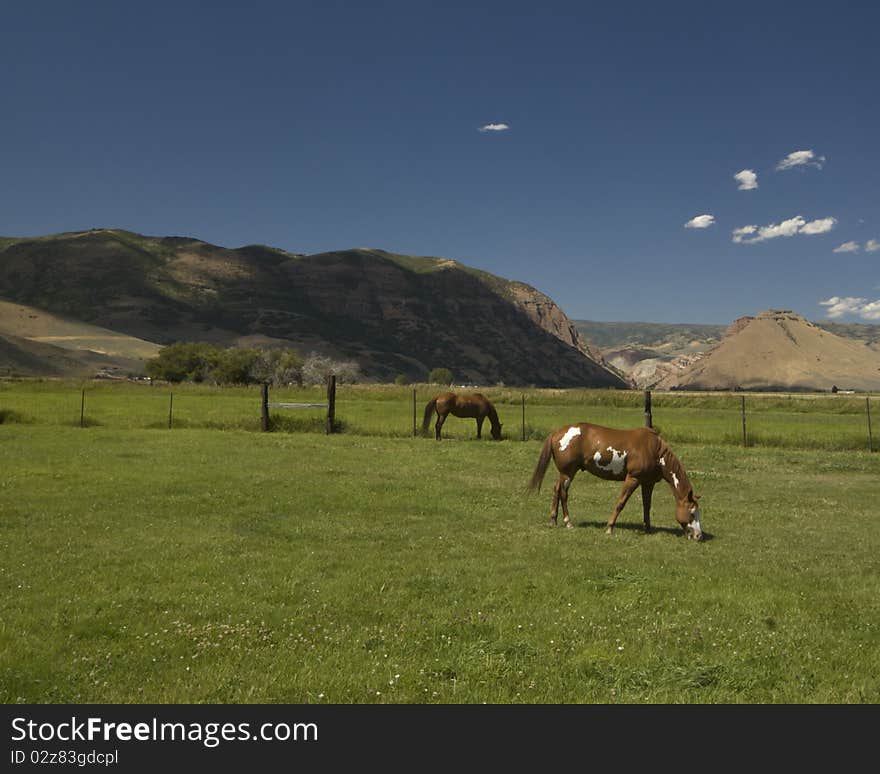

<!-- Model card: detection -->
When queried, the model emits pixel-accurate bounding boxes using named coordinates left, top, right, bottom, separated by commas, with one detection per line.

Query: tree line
left=145, top=342, right=459, bottom=386
left=145, top=342, right=361, bottom=386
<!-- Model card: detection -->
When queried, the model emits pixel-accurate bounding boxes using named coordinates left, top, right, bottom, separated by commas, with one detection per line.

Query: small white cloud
left=862, top=302, right=880, bottom=319
left=757, top=215, right=806, bottom=240
left=820, top=296, right=865, bottom=317
left=732, top=225, right=758, bottom=243
left=775, top=149, right=826, bottom=171
left=734, top=169, right=758, bottom=190
left=684, top=214, right=715, bottom=229
left=732, top=214, right=835, bottom=244
left=820, top=296, right=880, bottom=321
left=866, top=239, right=880, bottom=252
left=478, top=123, right=510, bottom=132
left=800, top=217, right=837, bottom=235
left=833, top=241, right=860, bottom=253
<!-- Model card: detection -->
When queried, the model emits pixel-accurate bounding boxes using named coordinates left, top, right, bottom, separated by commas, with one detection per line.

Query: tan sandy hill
left=0, top=299, right=160, bottom=377
left=0, top=299, right=160, bottom=358
left=654, top=309, right=880, bottom=392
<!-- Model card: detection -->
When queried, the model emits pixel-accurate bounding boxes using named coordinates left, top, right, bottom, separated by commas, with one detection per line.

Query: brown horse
left=527, top=423, right=703, bottom=539
left=422, top=392, right=503, bottom=440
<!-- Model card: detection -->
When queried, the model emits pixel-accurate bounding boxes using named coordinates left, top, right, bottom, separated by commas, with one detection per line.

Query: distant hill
left=653, top=310, right=880, bottom=392
left=0, top=299, right=161, bottom=378
left=576, top=318, right=880, bottom=389
left=0, top=229, right=628, bottom=387
left=575, top=320, right=726, bottom=352
left=816, top=320, right=880, bottom=350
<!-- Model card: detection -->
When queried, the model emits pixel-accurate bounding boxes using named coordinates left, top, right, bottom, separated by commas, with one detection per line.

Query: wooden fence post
left=741, top=395, right=747, bottom=447
left=168, top=392, right=173, bottom=429
left=80, top=389, right=85, bottom=428
left=413, top=388, right=417, bottom=437
left=261, top=383, right=270, bottom=432
left=325, top=374, right=336, bottom=434
left=522, top=394, right=526, bottom=441
left=868, top=397, right=874, bottom=452
left=644, top=390, right=652, bottom=428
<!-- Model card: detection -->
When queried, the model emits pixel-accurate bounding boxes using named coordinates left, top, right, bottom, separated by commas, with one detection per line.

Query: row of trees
left=145, top=342, right=456, bottom=386
left=145, top=343, right=361, bottom=386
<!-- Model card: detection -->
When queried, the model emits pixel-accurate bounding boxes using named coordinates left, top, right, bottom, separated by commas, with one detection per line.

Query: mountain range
left=2, top=229, right=878, bottom=391
left=0, top=229, right=626, bottom=387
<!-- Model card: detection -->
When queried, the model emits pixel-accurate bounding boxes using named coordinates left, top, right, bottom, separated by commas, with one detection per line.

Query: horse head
left=675, top=492, right=703, bottom=541
left=491, top=422, right=503, bottom=441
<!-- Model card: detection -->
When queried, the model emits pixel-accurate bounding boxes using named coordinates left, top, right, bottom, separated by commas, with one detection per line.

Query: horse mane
left=659, top=442, right=692, bottom=499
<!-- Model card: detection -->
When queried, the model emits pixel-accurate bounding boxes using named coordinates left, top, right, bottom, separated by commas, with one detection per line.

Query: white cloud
left=734, top=169, right=758, bottom=190
left=866, top=239, right=880, bottom=252
left=732, top=214, right=836, bottom=244
left=820, top=296, right=880, bottom=321
left=478, top=123, right=510, bottom=132
left=684, top=214, right=715, bottom=229
left=756, top=215, right=807, bottom=240
left=833, top=241, right=860, bottom=253
left=732, top=225, right=758, bottom=243
left=799, top=217, right=837, bottom=235
left=862, top=302, right=880, bottom=319
left=775, top=149, right=826, bottom=171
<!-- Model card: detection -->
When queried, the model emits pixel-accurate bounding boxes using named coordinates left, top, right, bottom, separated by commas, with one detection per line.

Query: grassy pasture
left=1, top=383, right=878, bottom=703
left=0, top=380, right=875, bottom=451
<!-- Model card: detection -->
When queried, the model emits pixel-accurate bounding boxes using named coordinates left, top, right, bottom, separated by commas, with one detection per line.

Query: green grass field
left=0, top=379, right=875, bottom=450
left=1, top=382, right=878, bottom=703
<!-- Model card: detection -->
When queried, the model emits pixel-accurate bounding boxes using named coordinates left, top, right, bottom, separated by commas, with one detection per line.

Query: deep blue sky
left=2, top=1, right=878, bottom=324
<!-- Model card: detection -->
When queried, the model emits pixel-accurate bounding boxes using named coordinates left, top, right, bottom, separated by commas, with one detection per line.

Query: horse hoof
left=565, top=522, right=574, bottom=530
left=605, top=527, right=613, bottom=535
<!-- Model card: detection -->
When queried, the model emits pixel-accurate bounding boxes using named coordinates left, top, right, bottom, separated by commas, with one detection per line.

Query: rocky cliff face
left=0, top=231, right=630, bottom=388
left=506, top=282, right=584, bottom=349
left=505, top=281, right=619, bottom=370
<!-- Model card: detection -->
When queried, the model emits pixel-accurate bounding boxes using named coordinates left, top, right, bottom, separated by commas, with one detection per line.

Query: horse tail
left=421, top=398, right=437, bottom=435
left=527, top=433, right=555, bottom=492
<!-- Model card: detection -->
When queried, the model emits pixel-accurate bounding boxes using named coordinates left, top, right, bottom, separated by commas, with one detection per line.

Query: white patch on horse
left=558, top=426, right=581, bottom=451
left=659, top=456, right=666, bottom=466
left=593, top=446, right=627, bottom=475
left=688, top=507, right=703, bottom=540
left=672, top=472, right=680, bottom=489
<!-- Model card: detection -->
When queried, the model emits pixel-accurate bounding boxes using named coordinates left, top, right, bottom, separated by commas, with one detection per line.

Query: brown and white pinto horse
left=527, top=423, right=703, bottom=539
left=422, top=392, right=503, bottom=440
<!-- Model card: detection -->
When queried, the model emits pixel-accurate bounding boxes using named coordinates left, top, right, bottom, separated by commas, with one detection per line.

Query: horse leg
left=641, top=481, right=655, bottom=534
left=559, top=475, right=575, bottom=529
left=476, top=416, right=484, bottom=439
left=435, top=412, right=446, bottom=440
left=549, top=475, right=564, bottom=527
left=606, top=476, right=639, bottom=535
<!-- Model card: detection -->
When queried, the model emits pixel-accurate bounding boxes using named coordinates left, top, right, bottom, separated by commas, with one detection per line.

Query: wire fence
left=0, top=380, right=876, bottom=452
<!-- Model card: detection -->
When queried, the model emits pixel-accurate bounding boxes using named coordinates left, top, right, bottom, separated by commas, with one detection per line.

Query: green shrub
left=429, top=367, right=453, bottom=385
left=146, top=343, right=303, bottom=386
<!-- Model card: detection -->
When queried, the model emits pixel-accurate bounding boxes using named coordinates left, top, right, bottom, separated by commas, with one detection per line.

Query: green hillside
left=0, top=230, right=626, bottom=387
